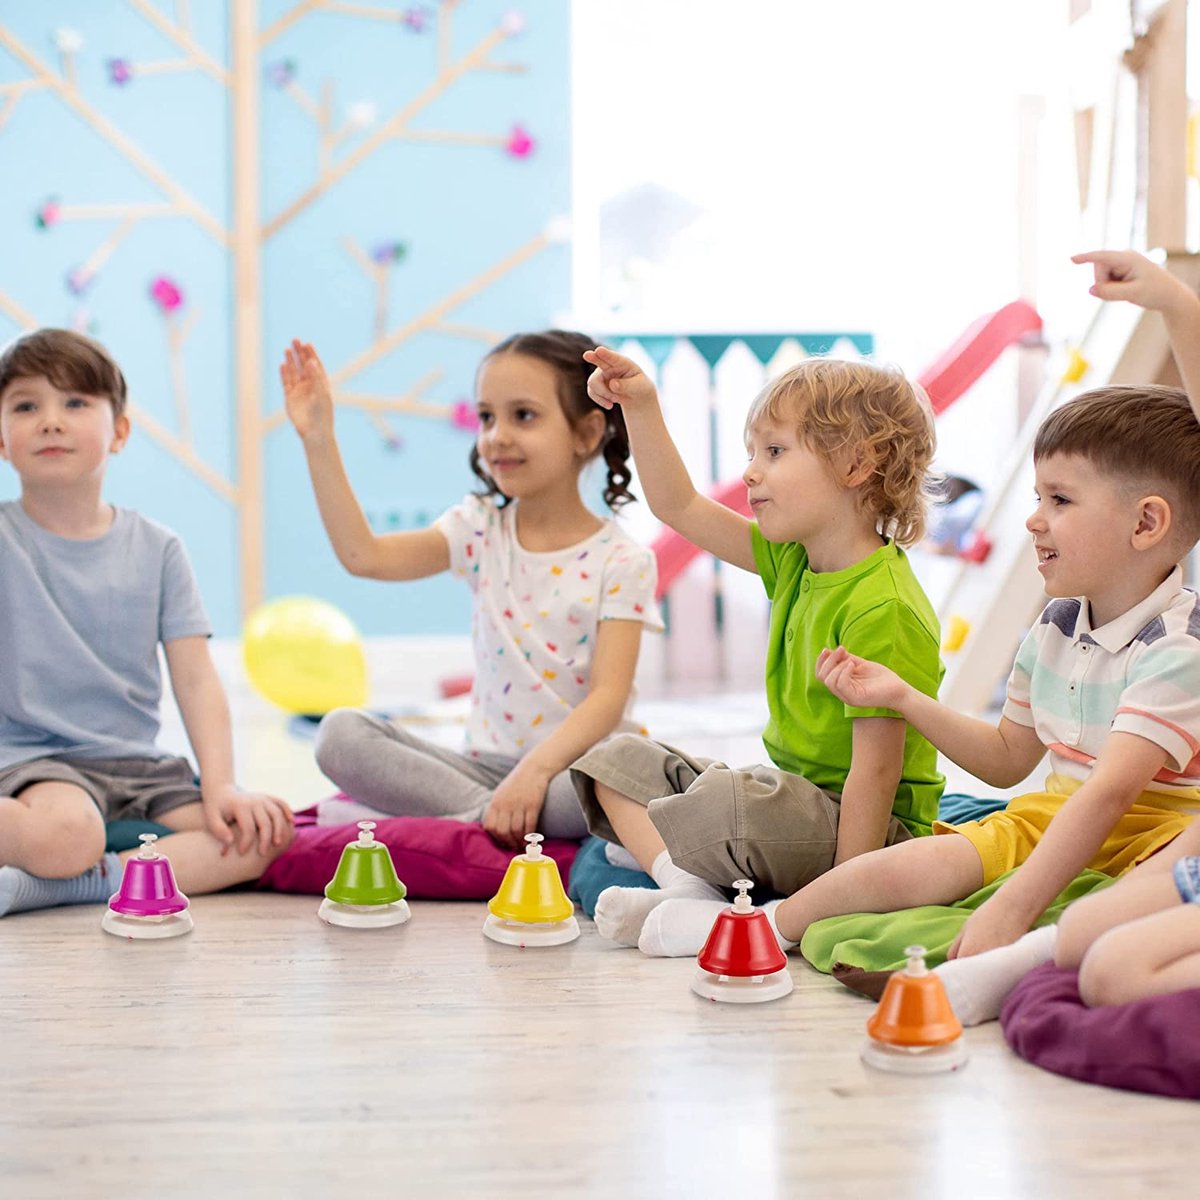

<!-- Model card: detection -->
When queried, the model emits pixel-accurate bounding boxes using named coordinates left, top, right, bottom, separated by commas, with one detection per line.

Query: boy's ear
left=842, top=445, right=877, bottom=488
left=574, top=408, right=607, bottom=459
left=1131, top=494, right=1171, bottom=550
left=110, top=412, right=131, bottom=454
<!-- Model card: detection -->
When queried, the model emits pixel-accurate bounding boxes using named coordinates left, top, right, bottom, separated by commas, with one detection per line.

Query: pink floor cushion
left=256, top=814, right=578, bottom=900
left=1000, top=963, right=1200, bottom=1099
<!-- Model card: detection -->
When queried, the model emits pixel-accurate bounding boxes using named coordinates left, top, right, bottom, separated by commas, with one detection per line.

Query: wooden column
left=1142, top=0, right=1189, bottom=251
left=231, top=0, right=263, bottom=615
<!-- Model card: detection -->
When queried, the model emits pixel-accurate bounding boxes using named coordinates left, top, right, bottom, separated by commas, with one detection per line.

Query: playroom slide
left=650, top=300, right=1044, bottom=594
left=651, top=478, right=750, bottom=596
left=916, top=299, right=1042, bottom=415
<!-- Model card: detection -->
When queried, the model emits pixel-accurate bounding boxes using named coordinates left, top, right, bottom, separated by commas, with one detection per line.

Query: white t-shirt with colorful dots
left=436, top=494, right=664, bottom=759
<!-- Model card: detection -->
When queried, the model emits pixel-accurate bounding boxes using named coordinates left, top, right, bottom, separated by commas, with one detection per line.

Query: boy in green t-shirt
left=570, top=349, right=945, bottom=954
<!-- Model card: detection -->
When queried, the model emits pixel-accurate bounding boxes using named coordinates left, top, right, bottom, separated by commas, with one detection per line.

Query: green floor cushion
left=800, top=867, right=1114, bottom=974
left=105, top=819, right=174, bottom=853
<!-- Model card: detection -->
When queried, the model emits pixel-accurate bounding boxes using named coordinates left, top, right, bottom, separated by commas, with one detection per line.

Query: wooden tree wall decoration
left=0, top=0, right=565, bottom=619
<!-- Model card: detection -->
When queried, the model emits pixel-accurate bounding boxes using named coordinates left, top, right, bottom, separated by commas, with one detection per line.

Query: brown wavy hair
left=0, top=328, right=128, bottom=420
left=745, top=358, right=937, bottom=545
left=469, top=330, right=636, bottom=510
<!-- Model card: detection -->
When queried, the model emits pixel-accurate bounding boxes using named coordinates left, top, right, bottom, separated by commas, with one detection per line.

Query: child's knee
left=33, top=808, right=106, bottom=876
left=1076, top=934, right=1129, bottom=1007
left=1053, top=902, right=1091, bottom=969
left=313, top=707, right=366, bottom=774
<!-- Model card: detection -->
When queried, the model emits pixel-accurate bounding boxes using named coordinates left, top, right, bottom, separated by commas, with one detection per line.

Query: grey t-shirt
left=0, top=501, right=211, bottom=771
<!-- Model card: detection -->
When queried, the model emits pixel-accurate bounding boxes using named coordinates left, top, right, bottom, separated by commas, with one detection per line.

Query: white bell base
left=318, top=897, right=411, bottom=928
left=860, top=1035, right=968, bottom=1074
left=690, top=966, right=794, bottom=1004
left=482, top=914, right=580, bottom=946
left=101, top=907, right=194, bottom=940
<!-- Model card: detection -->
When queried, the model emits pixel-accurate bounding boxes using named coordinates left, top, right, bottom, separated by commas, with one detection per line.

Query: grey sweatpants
left=313, top=708, right=589, bottom=839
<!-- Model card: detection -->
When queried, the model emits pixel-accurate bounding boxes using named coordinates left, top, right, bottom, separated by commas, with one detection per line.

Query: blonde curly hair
left=744, top=358, right=937, bottom=546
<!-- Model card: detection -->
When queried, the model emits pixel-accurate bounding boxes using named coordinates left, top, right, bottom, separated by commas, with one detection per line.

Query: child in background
left=571, top=349, right=944, bottom=954
left=923, top=474, right=983, bottom=556
left=280, top=332, right=662, bottom=848
left=0, top=330, right=294, bottom=918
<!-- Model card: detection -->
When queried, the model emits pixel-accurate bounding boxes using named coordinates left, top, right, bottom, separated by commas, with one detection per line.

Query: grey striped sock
left=0, top=852, right=121, bottom=917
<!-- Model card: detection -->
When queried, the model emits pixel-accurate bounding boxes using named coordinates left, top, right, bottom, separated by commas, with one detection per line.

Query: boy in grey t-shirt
left=0, top=329, right=293, bottom=917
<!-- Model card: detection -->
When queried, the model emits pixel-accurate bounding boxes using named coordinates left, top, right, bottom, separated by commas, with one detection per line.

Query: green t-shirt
left=751, top=527, right=944, bottom=834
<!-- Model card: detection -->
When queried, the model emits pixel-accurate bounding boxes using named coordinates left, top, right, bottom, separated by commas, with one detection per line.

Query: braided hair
left=469, top=330, right=636, bottom=510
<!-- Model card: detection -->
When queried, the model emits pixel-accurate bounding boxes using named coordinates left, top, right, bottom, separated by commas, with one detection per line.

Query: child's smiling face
left=1027, top=453, right=1148, bottom=608
left=0, top=374, right=128, bottom=488
left=474, top=352, right=597, bottom=503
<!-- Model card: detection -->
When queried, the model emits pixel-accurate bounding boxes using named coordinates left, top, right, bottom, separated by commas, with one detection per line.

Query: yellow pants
left=934, top=774, right=1198, bottom=885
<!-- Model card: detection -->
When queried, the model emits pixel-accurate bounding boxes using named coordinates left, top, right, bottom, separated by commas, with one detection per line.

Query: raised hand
left=280, top=338, right=335, bottom=442
left=582, top=345, right=660, bottom=411
left=1071, top=249, right=1196, bottom=315
left=815, top=645, right=907, bottom=711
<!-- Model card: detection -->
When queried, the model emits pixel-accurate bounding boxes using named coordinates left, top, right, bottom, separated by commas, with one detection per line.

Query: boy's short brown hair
left=744, top=358, right=937, bottom=546
left=0, top=329, right=128, bottom=420
left=1034, top=384, right=1200, bottom=550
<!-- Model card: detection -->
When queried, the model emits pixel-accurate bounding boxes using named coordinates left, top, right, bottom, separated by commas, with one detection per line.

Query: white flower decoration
left=54, top=28, right=85, bottom=54
left=346, top=101, right=378, bottom=130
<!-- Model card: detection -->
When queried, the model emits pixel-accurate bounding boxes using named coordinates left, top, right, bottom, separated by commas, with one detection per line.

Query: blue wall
left=0, top=1, right=571, bottom=635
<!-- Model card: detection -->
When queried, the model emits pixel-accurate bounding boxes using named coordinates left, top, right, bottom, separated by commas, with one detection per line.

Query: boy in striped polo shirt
left=768, top=254, right=1200, bottom=982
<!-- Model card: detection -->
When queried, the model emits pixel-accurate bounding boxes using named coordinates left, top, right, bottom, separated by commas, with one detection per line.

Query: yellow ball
left=243, top=596, right=368, bottom=714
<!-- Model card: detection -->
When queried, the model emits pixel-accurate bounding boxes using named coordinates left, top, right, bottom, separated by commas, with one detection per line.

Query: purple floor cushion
left=256, top=815, right=578, bottom=900
left=1000, top=962, right=1200, bottom=1100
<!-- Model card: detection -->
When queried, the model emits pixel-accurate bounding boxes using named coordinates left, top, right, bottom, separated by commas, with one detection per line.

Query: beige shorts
left=0, top=755, right=202, bottom=824
left=570, top=733, right=913, bottom=896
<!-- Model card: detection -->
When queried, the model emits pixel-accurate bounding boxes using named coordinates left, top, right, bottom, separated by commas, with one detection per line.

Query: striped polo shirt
left=1003, top=566, right=1200, bottom=809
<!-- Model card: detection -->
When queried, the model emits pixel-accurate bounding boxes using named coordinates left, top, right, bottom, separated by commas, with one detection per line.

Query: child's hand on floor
left=202, top=784, right=295, bottom=856
left=582, top=346, right=659, bottom=411
left=1072, top=249, right=1197, bottom=314
left=815, top=646, right=907, bottom=711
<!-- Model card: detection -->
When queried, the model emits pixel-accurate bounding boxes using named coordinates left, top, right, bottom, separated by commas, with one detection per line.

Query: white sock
left=638, top=896, right=797, bottom=959
left=592, top=851, right=723, bottom=946
left=603, top=842, right=642, bottom=872
left=934, top=924, right=1058, bottom=1026
left=0, top=853, right=122, bottom=917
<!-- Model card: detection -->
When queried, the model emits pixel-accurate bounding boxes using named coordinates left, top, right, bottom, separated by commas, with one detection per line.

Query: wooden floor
left=3, top=637, right=1197, bottom=1197
left=2, top=895, right=1196, bottom=1199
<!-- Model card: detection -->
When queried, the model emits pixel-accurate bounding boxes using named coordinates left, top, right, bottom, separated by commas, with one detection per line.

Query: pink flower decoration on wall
left=149, top=276, right=184, bottom=313
left=401, top=6, right=432, bottom=32
left=35, top=197, right=61, bottom=230
left=107, top=58, right=133, bottom=86
left=450, top=400, right=479, bottom=432
left=506, top=124, right=534, bottom=158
